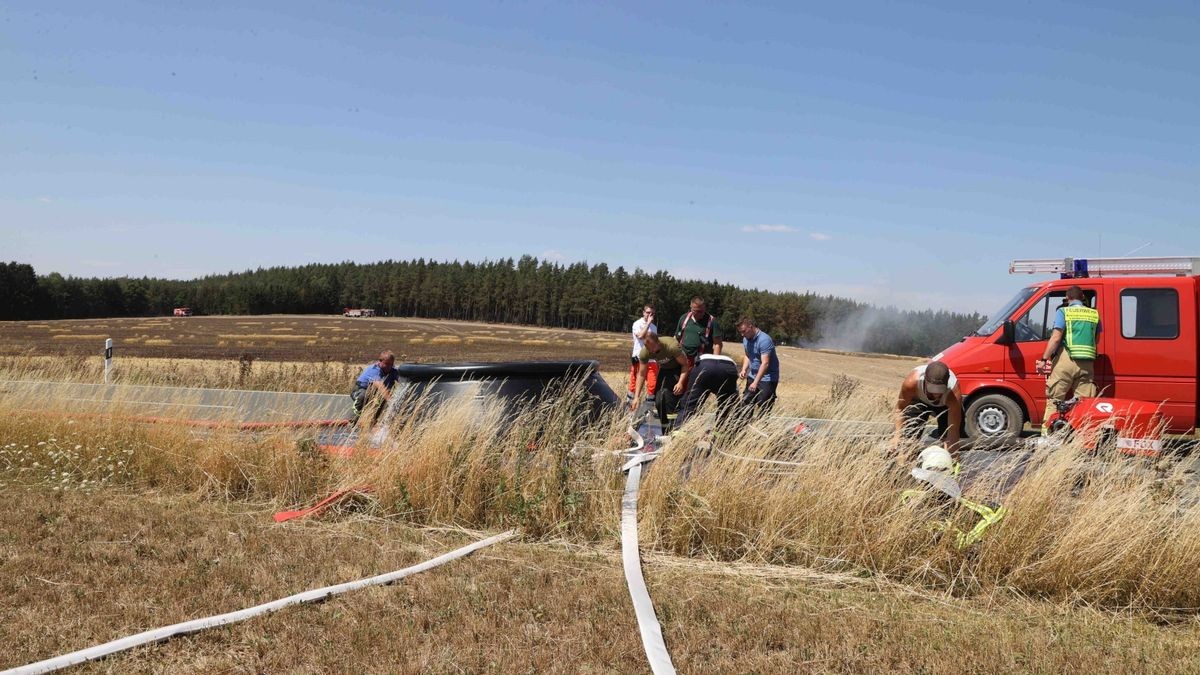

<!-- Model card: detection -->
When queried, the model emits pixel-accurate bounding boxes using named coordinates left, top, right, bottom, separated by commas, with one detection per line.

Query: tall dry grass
left=0, top=353, right=356, bottom=393
left=2, top=377, right=1199, bottom=614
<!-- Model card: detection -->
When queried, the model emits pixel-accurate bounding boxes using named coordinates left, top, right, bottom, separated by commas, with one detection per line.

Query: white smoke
left=807, top=306, right=895, bottom=353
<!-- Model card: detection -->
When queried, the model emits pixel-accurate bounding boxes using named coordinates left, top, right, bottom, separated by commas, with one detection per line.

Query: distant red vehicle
left=935, top=256, right=1199, bottom=438
left=173, top=307, right=193, bottom=317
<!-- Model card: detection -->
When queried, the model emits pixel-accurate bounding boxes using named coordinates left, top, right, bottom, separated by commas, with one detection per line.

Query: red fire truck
left=935, top=256, right=1199, bottom=439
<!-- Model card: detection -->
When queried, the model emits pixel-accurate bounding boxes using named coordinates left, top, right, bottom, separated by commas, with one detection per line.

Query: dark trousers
left=676, top=358, right=740, bottom=428
left=655, top=368, right=683, bottom=433
left=901, top=402, right=949, bottom=441
left=351, top=385, right=387, bottom=424
left=741, top=380, right=778, bottom=414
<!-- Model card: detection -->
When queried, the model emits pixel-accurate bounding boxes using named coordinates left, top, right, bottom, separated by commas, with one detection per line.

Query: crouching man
left=675, top=353, right=741, bottom=428
left=351, top=350, right=400, bottom=423
left=892, top=360, right=962, bottom=455
left=632, top=333, right=691, bottom=433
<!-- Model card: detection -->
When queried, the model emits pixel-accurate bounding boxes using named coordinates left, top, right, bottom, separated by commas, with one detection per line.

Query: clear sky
left=3, top=1, right=1198, bottom=312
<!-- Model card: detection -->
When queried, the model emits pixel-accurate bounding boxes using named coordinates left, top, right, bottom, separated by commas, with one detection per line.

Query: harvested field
left=0, top=316, right=922, bottom=401
left=0, top=316, right=637, bottom=370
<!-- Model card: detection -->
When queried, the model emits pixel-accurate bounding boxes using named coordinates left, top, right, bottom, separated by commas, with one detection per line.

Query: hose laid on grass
left=620, top=423, right=677, bottom=675
left=5, top=530, right=517, bottom=675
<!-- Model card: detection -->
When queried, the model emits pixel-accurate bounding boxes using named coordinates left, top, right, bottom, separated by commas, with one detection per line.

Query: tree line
left=0, top=258, right=984, bottom=356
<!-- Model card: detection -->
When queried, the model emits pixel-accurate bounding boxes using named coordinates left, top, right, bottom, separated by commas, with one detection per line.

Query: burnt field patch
left=0, top=316, right=633, bottom=369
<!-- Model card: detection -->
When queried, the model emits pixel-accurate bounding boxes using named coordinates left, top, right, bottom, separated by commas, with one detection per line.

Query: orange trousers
left=628, top=358, right=658, bottom=396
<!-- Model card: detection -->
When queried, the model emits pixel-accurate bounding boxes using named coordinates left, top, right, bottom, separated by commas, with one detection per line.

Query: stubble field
left=0, top=315, right=921, bottom=401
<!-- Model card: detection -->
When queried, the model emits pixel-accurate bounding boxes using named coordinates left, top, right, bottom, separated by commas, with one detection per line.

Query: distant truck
left=934, top=256, right=1199, bottom=438
left=173, top=307, right=193, bottom=317
left=342, top=308, right=376, bottom=318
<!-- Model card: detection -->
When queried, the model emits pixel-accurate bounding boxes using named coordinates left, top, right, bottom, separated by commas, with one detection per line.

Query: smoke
left=807, top=306, right=896, bottom=353
left=804, top=305, right=984, bottom=357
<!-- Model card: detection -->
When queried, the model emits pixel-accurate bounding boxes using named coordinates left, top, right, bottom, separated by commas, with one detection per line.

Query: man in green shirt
left=674, top=296, right=723, bottom=366
left=633, top=332, right=692, bottom=432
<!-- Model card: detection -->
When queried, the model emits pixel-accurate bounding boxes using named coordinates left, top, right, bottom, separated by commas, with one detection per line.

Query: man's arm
left=1039, top=329, right=1063, bottom=374
left=672, top=354, right=691, bottom=395
left=892, top=374, right=916, bottom=442
left=750, top=351, right=772, bottom=391
left=739, top=352, right=749, bottom=379
left=634, top=319, right=653, bottom=340
left=945, top=388, right=963, bottom=453
left=711, top=320, right=723, bottom=355
left=631, top=361, right=648, bottom=411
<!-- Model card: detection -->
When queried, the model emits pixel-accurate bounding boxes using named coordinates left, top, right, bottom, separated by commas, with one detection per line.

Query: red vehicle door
left=1005, top=284, right=1104, bottom=427
left=1104, top=279, right=1196, bottom=432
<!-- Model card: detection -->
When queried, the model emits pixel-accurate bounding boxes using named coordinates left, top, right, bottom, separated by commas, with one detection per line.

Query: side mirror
left=997, top=320, right=1015, bottom=345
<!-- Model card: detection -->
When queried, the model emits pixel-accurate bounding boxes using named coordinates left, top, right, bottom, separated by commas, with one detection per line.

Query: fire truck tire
left=965, top=394, right=1023, bottom=440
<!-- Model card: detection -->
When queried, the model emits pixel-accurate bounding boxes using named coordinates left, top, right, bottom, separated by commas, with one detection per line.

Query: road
left=0, top=380, right=352, bottom=424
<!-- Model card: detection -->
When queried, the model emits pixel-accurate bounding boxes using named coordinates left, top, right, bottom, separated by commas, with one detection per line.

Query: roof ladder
left=1009, top=256, right=1200, bottom=278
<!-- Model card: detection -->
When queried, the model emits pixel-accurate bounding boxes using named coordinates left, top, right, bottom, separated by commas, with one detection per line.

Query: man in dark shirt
left=674, top=296, right=723, bottom=366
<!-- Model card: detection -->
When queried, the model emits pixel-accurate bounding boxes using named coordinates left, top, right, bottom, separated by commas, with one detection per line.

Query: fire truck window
left=1121, top=289, right=1179, bottom=339
left=1015, top=290, right=1097, bottom=342
left=1015, top=292, right=1063, bottom=341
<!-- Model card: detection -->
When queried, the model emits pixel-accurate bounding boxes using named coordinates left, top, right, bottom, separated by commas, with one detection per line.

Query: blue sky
left=2, top=1, right=1198, bottom=311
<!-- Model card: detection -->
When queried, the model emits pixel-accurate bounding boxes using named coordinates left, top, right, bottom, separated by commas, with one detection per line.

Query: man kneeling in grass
left=351, top=350, right=400, bottom=423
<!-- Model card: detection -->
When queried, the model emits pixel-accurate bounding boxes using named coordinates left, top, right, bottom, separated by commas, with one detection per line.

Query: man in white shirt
left=628, top=304, right=658, bottom=404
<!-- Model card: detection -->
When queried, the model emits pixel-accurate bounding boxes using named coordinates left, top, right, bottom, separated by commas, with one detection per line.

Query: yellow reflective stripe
left=1063, top=306, right=1099, bottom=360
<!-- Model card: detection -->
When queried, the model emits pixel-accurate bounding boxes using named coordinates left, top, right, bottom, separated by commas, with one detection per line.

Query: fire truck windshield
left=974, top=286, right=1038, bottom=337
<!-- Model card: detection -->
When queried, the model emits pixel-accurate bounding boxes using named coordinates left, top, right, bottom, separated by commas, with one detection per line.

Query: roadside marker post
left=103, top=338, right=113, bottom=384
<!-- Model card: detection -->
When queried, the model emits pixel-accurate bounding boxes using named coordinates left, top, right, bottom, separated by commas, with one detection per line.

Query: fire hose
left=4, top=531, right=517, bottom=674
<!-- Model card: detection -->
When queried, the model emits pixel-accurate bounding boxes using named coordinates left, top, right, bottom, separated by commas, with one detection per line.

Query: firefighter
left=674, top=296, right=723, bottom=366
left=1037, top=285, right=1100, bottom=435
left=351, top=350, right=400, bottom=423
left=891, top=360, right=962, bottom=453
left=632, top=332, right=691, bottom=433
left=675, top=354, right=740, bottom=428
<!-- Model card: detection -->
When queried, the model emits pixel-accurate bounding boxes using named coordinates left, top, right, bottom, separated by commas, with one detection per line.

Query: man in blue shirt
left=736, top=318, right=780, bottom=412
left=351, top=350, right=400, bottom=422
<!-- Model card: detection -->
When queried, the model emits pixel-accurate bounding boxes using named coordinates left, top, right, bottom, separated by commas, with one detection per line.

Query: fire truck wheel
left=965, top=394, right=1023, bottom=440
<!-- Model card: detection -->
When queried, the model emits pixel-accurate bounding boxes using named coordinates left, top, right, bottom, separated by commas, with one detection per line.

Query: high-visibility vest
left=1063, top=305, right=1099, bottom=360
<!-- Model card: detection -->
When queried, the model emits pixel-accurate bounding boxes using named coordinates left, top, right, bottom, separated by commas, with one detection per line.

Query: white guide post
left=103, top=338, right=113, bottom=384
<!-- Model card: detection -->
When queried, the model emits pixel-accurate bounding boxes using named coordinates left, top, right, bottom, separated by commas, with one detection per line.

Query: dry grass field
left=7, top=316, right=1198, bottom=672
left=6, top=488, right=1200, bottom=673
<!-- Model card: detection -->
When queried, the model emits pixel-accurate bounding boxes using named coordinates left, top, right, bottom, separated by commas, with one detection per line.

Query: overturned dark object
left=324, top=360, right=620, bottom=450
left=388, top=359, right=619, bottom=418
